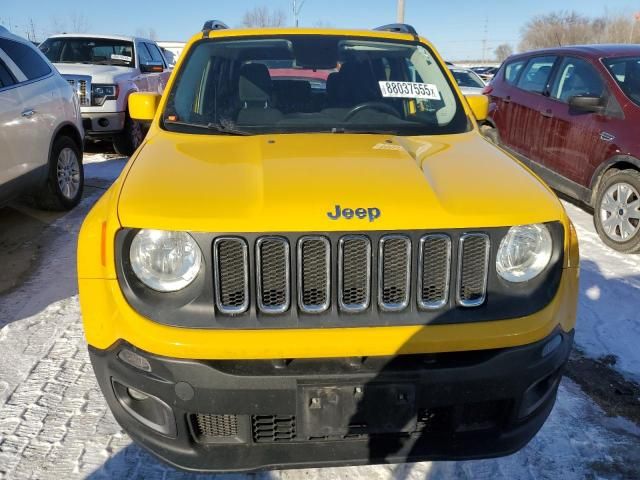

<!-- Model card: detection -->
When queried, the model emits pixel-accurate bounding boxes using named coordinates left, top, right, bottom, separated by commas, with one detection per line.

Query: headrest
left=239, top=63, right=272, bottom=103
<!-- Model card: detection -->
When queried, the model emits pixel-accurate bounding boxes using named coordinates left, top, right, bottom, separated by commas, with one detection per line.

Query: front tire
left=593, top=169, right=640, bottom=253
left=113, top=113, right=144, bottom=156
left=35, top=135, right=84, bottom=211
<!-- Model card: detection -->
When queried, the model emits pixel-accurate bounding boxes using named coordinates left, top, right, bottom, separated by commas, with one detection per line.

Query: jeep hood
left=54, top=63, right=133, bottom=84
left=117, top=131, right=566, bottom=232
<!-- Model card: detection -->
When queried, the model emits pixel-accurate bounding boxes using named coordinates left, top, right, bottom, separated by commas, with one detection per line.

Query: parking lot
left=0, top=148, right=638, bottom=480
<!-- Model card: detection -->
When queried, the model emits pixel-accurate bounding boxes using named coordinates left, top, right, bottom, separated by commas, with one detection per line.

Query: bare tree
left=242, top=6, right=287, bottom=28
left=69, top=13, right=90, bottom=33
left=519, top=10, right=640, bottom=51
left=494, top=43, right=513, bottom=62
left=49, top=16, right=67, bottom=35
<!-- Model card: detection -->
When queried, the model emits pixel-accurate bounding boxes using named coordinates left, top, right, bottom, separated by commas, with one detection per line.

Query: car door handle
left=540, top=109, right=553, bottom=118
left=504, top=96, right=511, bottom=103
left=21, top=109, right=37, bottom=118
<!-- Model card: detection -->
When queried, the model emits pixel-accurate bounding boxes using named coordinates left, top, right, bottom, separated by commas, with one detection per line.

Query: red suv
left=483, top=45, right=640, bottom=253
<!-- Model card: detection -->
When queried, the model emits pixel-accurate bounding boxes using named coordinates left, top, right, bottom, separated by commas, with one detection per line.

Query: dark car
left=483, top=45, right=640, bottom=253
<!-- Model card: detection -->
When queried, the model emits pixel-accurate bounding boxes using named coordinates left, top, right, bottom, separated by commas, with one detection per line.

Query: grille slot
left=338, top=235, right=371, bottom=312
left=378, top=235, right=411, bottom=311
left=193, top=414, right=239, bottom=439
left=252, top=415, right=296, bottom=443
left=418, top=234, right=452, bottom=309
left=256, top=237, right=290, bottom=313
left=297, top=236, right=330, bottom=313
left=457, top=233, right=490, bottom=307
left=214, top=238, right=249, bottom=314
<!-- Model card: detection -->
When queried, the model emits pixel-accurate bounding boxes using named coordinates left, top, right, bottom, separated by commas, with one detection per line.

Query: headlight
left=91, top=84, right=118, bottom=106
left=129, top=230, right=202, bottom=292
left=496, top=224, right=552, bottom=283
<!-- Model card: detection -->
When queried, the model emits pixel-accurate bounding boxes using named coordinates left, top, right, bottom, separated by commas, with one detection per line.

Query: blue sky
left=1, top=0, right=638, bottom=59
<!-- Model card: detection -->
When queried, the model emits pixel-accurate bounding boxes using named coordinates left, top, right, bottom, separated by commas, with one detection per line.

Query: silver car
left=0, top=26, right=84, bottom=210
left=449, top=66, right=486, bottom=96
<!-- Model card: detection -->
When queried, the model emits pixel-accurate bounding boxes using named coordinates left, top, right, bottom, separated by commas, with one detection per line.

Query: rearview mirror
left=465, top=93, right=489, bottom=122
left=568, top=95, right=604, bottom=113
left=140, top=61, right=164, bottom=73
left=129, top=92, right=161, bottom=121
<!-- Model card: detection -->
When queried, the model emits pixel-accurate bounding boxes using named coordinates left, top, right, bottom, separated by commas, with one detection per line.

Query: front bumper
left=89, top=329, right=573, bottom=472
left=81, top=111, right=125, bottom=136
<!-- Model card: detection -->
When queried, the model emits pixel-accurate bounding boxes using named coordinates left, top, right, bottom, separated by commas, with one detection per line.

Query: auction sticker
left=379, top=81, right=440, bottom=100
left=111, top=54, right=132, bottom=62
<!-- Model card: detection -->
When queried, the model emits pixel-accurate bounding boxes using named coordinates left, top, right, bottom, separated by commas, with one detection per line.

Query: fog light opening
left=98, top=117, right=110, bottom=127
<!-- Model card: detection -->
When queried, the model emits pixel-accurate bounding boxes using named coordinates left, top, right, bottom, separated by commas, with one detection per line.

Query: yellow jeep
left=77, top=21, right=579, bottom=472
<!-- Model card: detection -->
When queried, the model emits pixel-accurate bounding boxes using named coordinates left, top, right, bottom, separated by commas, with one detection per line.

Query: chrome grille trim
left=418, top=234, right=452, bottom=310
left=456, top=233, right=490, bottom=307
left=297, top=236, right=330, bottom=313
left=338, top=235, right=371, bottom=312
left=256, top=237, right=290, bottom=314
left=378, top=235, right=411, bottom=311
left=213, top=237, right=249, bottom=314
left=63, top=74, right=91, bottom=106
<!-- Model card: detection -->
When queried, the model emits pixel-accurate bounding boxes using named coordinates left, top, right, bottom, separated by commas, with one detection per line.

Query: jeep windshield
left=163, top=35, right=469, bottom=136
left=40, top=37, right=135, bottom=68
left=604, top=56, right=640, bottom=107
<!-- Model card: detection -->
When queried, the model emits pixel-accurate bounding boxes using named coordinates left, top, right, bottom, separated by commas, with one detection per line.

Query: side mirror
left=465, top=93, right=489, bottom=122
left=140, top=61, right=164, bottom=73
left=129, top=92, right=161, bottom=121
left=568, top=95, right=604, bottom=113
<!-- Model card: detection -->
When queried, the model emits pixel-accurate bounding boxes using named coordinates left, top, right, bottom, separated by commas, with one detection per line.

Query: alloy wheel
left=56, top=147, right=81, bottom=200
left=599, top=182, right=640, bottom=242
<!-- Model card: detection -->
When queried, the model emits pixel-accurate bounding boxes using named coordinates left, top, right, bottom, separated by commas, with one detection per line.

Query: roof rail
left=202, top=20, right=229, bottom=37
left=374, top=23, right=417, bottom=35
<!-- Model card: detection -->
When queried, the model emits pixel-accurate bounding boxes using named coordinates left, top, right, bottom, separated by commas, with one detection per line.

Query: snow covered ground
left=0, top=154, right=638, bottom=480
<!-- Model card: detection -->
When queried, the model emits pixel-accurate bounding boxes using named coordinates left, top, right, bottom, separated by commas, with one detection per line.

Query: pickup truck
left=39, top=34, right=170, bottom=155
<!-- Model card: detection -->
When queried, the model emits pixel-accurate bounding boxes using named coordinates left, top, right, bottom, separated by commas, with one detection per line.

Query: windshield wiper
left=164, top=119, right=251, bottom=136
left=328, top=127, right=399, bottom=135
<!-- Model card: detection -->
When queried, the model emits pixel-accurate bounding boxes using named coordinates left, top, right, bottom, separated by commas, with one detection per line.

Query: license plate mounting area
left=299, top=384, right=417, bottom=440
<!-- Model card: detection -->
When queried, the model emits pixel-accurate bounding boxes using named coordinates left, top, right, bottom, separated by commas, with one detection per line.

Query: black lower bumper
left=89, top=329, right=573, bottom=473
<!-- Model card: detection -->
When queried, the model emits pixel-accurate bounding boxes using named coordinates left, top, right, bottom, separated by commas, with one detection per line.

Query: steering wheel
left=343, top=101, right=400, bottom=121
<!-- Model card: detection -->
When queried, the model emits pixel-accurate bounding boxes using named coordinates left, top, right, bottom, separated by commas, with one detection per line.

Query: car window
left=0, top=38, right=51, bottom=81
left=145, top=43, right=165, bottom=66
left=517, top=56, right=557, bottom=94
left=603, top=56, right=640, bottom=107
left=40, top=37, right=135, bottom=68
left=450, top=69, right=485, bottom=88
left=164, top=35, right=469, bottom=136
left=504, top=59, right=526, bottom=85
left=138, top=43, right=153, bottom=64
left=550, top=57, right=604, bottom=103
left=0, top=58, right=15, bottom=87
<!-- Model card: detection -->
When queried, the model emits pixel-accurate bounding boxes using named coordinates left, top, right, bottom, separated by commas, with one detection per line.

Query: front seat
left=236, top=63, right=282, bottom=125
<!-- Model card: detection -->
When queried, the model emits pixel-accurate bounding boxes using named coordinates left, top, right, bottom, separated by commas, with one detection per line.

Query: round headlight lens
left=496, top=224, right=552, bottom=283
left=129, top=229, right=202, bottom=292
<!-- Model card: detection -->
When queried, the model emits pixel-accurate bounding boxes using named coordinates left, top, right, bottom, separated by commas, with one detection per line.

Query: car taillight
left=481, top=85, right=493, bottom=95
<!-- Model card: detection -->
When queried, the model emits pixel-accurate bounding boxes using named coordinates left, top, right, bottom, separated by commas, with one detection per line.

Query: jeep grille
left=214, top=238, right=249, bottom=314
left=297, top=236, right=331, bottom=313
left=212, top=232, right=490, bottom=316
left=457, top=234, right=490, bottom=307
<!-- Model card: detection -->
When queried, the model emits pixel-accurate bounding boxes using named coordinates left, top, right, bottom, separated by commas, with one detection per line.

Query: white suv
left=0, top=26, right=84, bottom=210
left=39, top=34, right=170, bottom=155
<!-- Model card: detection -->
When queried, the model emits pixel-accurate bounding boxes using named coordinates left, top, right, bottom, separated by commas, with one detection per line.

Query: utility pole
left=292, top=0, right=308, bottom=28
left=481, top=16, right=488, bottom=63
left=397, top=0, right=405, bottom=23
